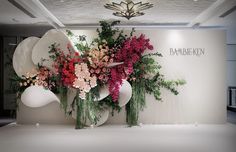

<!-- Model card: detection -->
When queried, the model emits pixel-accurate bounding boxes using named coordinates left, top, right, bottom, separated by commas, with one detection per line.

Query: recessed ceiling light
left=193, top=0, right=198, bottom=2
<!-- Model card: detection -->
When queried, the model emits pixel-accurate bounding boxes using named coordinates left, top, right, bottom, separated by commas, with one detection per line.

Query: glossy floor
left=0, top=123, right=236, bottom=152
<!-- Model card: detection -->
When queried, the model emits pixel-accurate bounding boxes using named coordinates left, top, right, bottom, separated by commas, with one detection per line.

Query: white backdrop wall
left=17, top=29, right=227, bottom=124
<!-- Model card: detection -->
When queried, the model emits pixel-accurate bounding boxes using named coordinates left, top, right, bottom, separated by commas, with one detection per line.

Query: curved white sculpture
left=95, top=85, right=110, bottom=101
left=31, top=29, right=74, bottom=71
left=118, top=80, right=132, bottom=107
left=13, top=37, right=39, bottom=78
left=86, top=109, right=109, bottom=127
left=21, top=86, right=60, bottom=108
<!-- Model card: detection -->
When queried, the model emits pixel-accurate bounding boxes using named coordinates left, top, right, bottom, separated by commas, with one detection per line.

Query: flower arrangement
left=10, top=66, right=58, bottom=103
left=108, top=34, right=154, bottom=101
left=17, top=67, right=56, bottom=90
left=87, top=42, right=114, bottom=83
left=12, top=20, right=185, bottom=129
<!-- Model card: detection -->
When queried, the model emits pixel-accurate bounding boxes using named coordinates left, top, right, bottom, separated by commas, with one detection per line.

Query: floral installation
left=12, top=20, right=185, bottom=129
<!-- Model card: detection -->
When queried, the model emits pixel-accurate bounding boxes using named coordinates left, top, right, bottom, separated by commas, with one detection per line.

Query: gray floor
left=0, top=124, right=236, bottom=152
left=0, top=111, right=235, bottom=152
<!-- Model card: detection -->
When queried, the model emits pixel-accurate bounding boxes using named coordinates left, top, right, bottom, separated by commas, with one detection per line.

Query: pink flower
left=102, top=68, right=107, bottom=72
left=90, top=69, right=94, bottom=73
left=98, top=75, right=103, bottom=80
left=95, top=69, right=101, bottom=74
left=108, top=34, right=154, bottom=102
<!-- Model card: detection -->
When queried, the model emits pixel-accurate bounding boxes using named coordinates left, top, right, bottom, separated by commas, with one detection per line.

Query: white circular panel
left=21, top=86, right=60, bottom=108
left=118, top=80, right=132, bottom=107
left=13, top=37, right=39, bottom=78
left=32, top=29, right=74, bottom=71
left=95, top=85, right=109, bottom=101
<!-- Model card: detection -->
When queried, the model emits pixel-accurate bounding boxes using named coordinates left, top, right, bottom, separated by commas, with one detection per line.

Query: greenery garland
left=126, top=79, right=145, bottom=126
left=126, top=54, right=185, bottom=126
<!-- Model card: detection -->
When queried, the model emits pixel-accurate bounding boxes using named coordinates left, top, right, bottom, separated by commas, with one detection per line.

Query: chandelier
left=104, top=0, right=154, bottom=20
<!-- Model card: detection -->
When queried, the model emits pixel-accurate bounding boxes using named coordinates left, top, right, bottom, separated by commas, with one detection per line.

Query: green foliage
left=58, top=86, right=68, bottom=114
left=66, top=29, right=90, bottom=53
left=98, top=95, right=121, bottom=116
left=9, top=73, right=25, bottom=95
left=94, top=20, right=134, bottom=49
left=85, top=92, right=100, bottom=126
left=75, top=91, right=86, bottom=129
left=73, top=91, right=102, bottom=129
left=90, top=83, right=121, bottom=115
left=127, top=51, right=185, bottom=126
left=131, top=53, right=186, bottom=102
left=48, top=44, right=69, bottom=113
left=95, top=20, right=121, bottom=47
left=144, top=74, right=186, bottom=101
left=126, top=80, right=145, bottom=126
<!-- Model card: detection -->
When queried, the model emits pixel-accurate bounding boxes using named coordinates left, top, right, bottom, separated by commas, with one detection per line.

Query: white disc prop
left=21, top=86, right=60, bottom=108
left=95, top=85, right=109, bottom=101
left=13, top=37, right=39, bottom=78
left=86, top=109, right=109, bottom=127
left=32, top=29, right=74, bottom=71
left=118, top=80, right=132, bottom=107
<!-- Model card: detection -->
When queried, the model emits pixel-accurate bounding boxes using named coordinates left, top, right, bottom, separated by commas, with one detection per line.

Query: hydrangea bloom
left=73, top=63, right=97, bottom=99
left=87, top=43, right=113, bottom=83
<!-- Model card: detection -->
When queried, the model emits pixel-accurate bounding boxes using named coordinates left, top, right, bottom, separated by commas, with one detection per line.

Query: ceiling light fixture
left=104, top=0, right=153, bottom=20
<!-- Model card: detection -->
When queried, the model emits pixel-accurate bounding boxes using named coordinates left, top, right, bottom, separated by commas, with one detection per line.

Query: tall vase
left=126, top=79, right=145, bottom=126
left=75, top=91, right=86, bottom=129
left=75, top=91, right=99, bottom=129
left=59, top=86, right=68, bottom=114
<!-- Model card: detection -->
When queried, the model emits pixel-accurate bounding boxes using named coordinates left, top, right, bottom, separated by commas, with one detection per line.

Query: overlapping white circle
left=13, top=37, right=39, bottom=78
left=21, top=86, right=60, bottom=108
